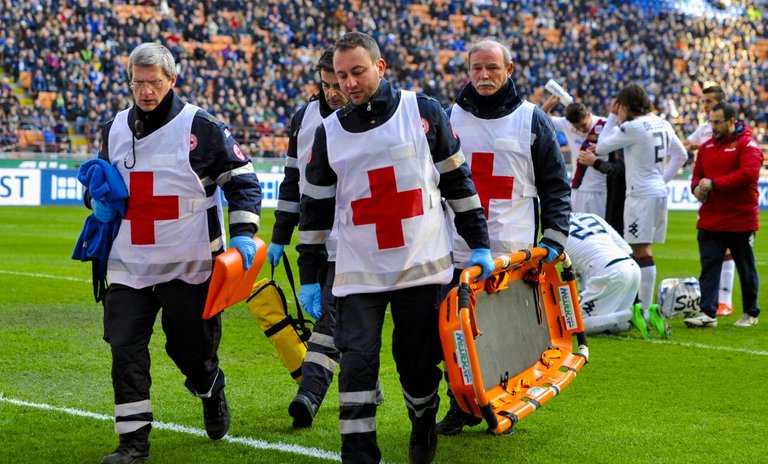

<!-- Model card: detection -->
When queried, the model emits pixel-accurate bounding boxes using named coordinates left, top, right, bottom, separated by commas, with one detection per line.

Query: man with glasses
left=685, top=101, right=762, bottom=329
left=87, top=43, right=262, bottom=463
left=684, top=85, right=736, bottom=317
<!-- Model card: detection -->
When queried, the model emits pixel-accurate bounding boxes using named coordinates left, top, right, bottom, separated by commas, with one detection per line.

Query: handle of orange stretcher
left=560, top=254, right=590, bottom=357
left=459, top=247, right=550, bottom=286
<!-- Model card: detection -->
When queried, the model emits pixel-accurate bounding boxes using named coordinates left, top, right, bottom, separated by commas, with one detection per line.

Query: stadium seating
left=0, top=0, right=765, bottom=159
left=114, top=4, right=167, bottom=21
left=408, top=4, right=433, bottom=25
left=17, top=129, right=44, bottom=151
left=36, top=91, right=56, bottom=110
left=18, top=71, right=31, bottom=90
left=257, top=136, right=289, bottom=157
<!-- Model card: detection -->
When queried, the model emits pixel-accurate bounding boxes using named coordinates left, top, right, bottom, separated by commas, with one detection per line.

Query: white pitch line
left=599, top=334, right=768, bottom=356
left=0, top=269, right=91, bottom=283
left=0, top=395, right=341, bottom=462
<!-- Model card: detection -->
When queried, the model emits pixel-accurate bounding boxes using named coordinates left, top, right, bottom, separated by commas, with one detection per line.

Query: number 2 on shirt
left=653, top=131, right=669, bottom=163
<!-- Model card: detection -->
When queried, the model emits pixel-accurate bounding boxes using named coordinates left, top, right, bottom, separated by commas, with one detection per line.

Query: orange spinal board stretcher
left=439, top=247, right=589, bottom=435
left=202, top=236, right=267, bottom=320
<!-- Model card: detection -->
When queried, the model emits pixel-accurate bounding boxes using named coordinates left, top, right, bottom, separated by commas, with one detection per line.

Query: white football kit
left=686, top=121, right=712, bottom=148
left=596, top=113, right=686, bottom=244
left=565, top=212, right=640, bottom=334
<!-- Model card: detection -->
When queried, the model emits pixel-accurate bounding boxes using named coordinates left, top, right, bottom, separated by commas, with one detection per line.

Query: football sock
left=635, top=256, right=656, bottom=318
left=719, top=254, right=734, bottom=307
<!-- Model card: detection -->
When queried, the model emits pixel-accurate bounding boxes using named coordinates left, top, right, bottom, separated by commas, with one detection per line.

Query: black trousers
left=103, top=279, right=223, bottom=434
left=298, top=262, right=340, bottom=406
left=335, top=284, right=443, bottom=464
left=697, top=229, right=760, bottom=318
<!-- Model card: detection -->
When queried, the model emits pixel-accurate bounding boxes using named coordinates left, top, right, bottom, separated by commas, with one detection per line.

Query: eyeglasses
left=129, top=79, right=166, bottom=90
left=709, top=118, right=731, bottom=126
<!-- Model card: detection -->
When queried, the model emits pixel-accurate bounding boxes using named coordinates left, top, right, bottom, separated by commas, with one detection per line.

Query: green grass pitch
left=1, top=206, right=766, bottom=463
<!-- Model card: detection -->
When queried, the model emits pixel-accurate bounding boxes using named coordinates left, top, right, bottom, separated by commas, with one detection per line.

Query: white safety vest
left=297, top=100, right=339, bottom=261
left=107, top=103, right=223, bottom=288
left=296, top=100, right=323, bottom=196
left=325, top=91, right=453, bottom=296
left=449, top=101, right=538, bottom=266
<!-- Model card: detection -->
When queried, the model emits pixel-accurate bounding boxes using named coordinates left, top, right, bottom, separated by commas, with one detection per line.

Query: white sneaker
left=733, top=315, right=758, bottom=327
left=684, top=313, right=718, bottom=328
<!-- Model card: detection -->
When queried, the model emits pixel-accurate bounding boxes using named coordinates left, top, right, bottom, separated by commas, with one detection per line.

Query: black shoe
left=288, top=393, right=318, bottom=428
left=435, top=407, right=482, bottom=436
left=409, top=427, right=437, bottom=464
left=100, top=427, right=150, bottom=464
left=202, top=389, right=230, bottom=440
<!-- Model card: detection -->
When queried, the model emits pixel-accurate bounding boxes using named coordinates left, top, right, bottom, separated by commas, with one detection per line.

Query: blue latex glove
left=299, top=283, right=322, bottom=320
left=267, top=242, right=284, bottom=268
left=91, top=198, right=116, bottom=223
left=468, top=248, right=495, bottom=280
left=540, top=243, right=560, bottom=263
left=229, top=235, right=256, bottom=270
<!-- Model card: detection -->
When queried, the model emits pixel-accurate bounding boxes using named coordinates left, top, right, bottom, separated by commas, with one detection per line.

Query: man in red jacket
left=685, top=101, right=762, bottom=328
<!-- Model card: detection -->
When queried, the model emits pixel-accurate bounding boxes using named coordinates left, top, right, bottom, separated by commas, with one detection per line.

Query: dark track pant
left=103, top=279, right=222, bottom=434
left=698, top=229, right=760, bottom=318
left=298, top=262, right=340, bottom=407
left=335, top=284, right=443, bottom=463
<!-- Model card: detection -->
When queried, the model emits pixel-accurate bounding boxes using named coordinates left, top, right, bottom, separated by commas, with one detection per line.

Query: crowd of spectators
left=0, top=0, right=766, bottom=156
left=0, top=81, right=20, bottom=149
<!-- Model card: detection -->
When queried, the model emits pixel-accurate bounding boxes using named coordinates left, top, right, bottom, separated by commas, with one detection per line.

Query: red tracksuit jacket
left=691, top=122, right=763, bottom=232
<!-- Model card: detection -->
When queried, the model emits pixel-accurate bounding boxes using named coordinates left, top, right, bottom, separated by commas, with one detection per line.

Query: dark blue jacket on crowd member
left=450, top=79, right=571, bottom=255
left=95, top=90, right=261, bottom=246
left=297, top=79, right=490, bottom=285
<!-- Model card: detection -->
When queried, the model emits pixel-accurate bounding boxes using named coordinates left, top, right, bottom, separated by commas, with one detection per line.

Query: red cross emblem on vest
left=351, top=166, right=424, bottom=249
left=124, top=172, right=180, bottom=245
left=471, top=152, right=514, bottom=219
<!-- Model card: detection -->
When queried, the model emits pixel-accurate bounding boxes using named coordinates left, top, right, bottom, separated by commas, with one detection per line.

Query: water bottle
left=544, top=79, right=574, bottom=106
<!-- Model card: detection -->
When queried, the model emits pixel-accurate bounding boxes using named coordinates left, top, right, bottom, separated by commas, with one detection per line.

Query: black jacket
left=592, top=151, right=626, bottom=234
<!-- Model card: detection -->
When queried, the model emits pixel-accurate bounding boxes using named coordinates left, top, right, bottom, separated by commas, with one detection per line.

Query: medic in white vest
left=436, top=38, right=571, bottom=438
left=296, top=32, right=492, bottom=464
left=265, top=47, right=355, bottom=430
left=86, top=43, right=261, bottom=464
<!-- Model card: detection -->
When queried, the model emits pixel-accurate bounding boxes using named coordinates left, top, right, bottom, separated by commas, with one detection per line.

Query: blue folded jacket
left=72, top=215, right=122, bottom=274
left=76, top=158, right=129, bottom=215
left=71, top=159, right=129, bottom=300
